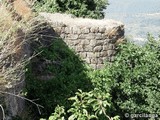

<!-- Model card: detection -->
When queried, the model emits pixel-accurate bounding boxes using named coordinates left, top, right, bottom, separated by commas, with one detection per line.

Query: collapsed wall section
left=40, top=13, right=124, bottom=69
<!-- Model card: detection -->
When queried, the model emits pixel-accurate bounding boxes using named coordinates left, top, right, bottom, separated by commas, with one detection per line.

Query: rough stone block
left=94, top=52, right=100, bottom=58
left=65, top=27, right=71, bottom=33
left=61, top=27, right=66, bottom=33
left=80, top=52, right=87, bottom=59
left=72, top=26, right=81, bottom=34
left=103, top=45, right=108, bottom=51
left=76, top=46, right=83, bottom=52
left=87, top=52, right=94, bottom=58
left=101, top=33, right=109, bottom=39
left=81, top=40, right=90, bottom=45
left=93, top=46, right=102, bottom=52
left=108, top=37, right=118, bottom=43
left=70, top=34, right=79, bottom=39
left=84, top=45, right=93, bottom=52
left=66, top=41, right=74, bottom=46
left=91, top=58, right=98, bottom=64
left=108, top=44, right=115, bottom=49
left=86, top=33, right=95, bottom=39
left=96, top=40, right=104, bottom=46
left=95, top=33, right=102, bottom=40
left=90, top=27, right=99, bottom=33
left=81, top=27, right=90, bottom=34
left=54, top=27, right=62, bottom=33
left=78, top=34, right=86, bottom=39
left=90, top=40, right=96, bottom=47
left=107, top=50, right=115, bottom=56
left=74, top=40, right=81, bottom=45
left=60, top=33, right=65, bottom=39
left=100, top=51, right=108, bottom=57
left=84, top=58, right=91, bottom=64
left=99, top=27, right=106, bottom=33
left=97, top=58, right=103, bottom=64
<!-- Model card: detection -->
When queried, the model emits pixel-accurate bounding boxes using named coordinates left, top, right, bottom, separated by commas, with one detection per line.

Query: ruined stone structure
left=40, top=13, right=124, bottom=69
left=0, top=11, right=124, bottom=119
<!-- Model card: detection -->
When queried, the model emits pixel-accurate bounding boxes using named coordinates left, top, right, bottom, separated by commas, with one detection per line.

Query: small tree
left=34, top=0, right=109, bottom=19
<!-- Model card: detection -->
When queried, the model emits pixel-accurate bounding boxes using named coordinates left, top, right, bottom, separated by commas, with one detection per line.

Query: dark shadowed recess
left=25, top=21, right=93, bottom=119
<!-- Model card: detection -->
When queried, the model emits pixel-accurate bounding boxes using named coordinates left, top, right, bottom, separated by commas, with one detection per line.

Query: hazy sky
left=106, top=0, right=160, bottom=14
left=104, top=0, right=160, bottom=43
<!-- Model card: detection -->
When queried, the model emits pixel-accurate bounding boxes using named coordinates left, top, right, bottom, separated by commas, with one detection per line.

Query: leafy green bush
left=110, top=35, right=160, bottom=117
left=90, top=34, right=160, bottom=119
left=25, top=38, right=93, bottom=119
left=43, top=89, right=119, bottom=120
left=34, top=0, right=109, bottom=19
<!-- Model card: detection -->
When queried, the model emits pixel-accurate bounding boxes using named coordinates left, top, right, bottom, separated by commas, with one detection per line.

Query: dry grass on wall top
left=0, top=2, right=56, bottom=119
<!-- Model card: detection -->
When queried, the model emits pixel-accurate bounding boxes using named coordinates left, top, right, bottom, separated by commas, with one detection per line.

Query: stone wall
left=0, top=12, right=125, bottom=119
left=40, top=13, right=124, bottom=69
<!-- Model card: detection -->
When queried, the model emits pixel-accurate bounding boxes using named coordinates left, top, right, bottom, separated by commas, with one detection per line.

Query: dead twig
left=0, top=90, right=44, bottom=115
left=0, top=104, right=5, bottom=120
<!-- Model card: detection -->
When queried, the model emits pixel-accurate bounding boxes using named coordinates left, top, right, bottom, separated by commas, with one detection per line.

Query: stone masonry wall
left=40, top=13, right=124, bottom=69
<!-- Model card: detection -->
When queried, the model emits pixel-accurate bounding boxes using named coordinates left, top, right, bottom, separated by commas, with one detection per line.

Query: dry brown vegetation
left=0, top=1, right=34, bottom=88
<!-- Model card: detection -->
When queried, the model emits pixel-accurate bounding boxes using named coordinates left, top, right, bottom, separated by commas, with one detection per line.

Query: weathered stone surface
left=96, top=40, right=104, bottom=46
left=70, top=34, right=79, bottom=40
left=99, top=27, right=106, bottom=33
left=94, top=52, right=100, bottom=58
left=84, top=45, right=93, bottom=52
left=84, top=58, right=91, bottom=64
left=60, top=33, right=65, bottom=39
left=93, top=46, right=102, bottom=52
left=65, top=27, right=71, bottom=33
left=40, top=12, right=124, bottom=69
left=91, top=58, right=98, bottom=64
left=81, top=40, right=90, bottom=45
left=78, top=34, right=86, bottom=39
left=81, top=27, right=90, bottom=34
left=90, top=27, right=99, bottom=33
left=86, top=33, right=95, bottom=39
left=108, top=44, right=115, bottom=49
left=100, top=51, right=108, bottom=57
left=95, top=33, right=102, bottom=40
left=76, top=46, right=83, bottom=52
left=103, top=45, right=108, bottom=51
left=97, top=58, right=103, bottom=64
left=90, top=40, right=96, bottom=47
left=80, top=52, right=87, bottom=59
left=72, top=27, right=81, bottom=34
left=74, top=40, right=81, bottom=45
left=87, top=52, right=94, bottom=58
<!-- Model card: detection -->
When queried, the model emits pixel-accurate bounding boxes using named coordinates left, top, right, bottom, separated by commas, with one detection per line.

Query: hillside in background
left=105, top=0, right=160, bottom=44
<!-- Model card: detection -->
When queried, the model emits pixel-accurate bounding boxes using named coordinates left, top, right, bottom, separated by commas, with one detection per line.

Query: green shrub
left=34, top=0, right=109, bottom=19
left=111, top=35, right=160, bottom=117
left=25, top=38, right=93, bottom=119
left=43, top=89, right=119, bottom=120
left=91, top=34, right=160, bottom=119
